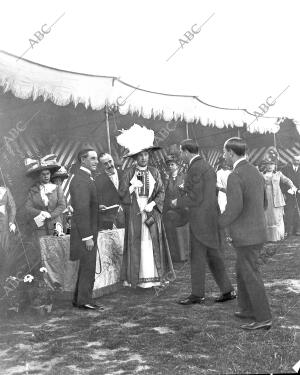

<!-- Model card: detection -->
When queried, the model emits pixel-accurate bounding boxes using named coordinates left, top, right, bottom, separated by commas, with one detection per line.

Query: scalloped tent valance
left=0, top=50, right=282, bottom=134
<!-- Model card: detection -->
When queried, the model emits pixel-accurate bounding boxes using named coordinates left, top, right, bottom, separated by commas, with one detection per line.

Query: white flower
left=24, top=274, right=34, bottom=283
left=39, top=267, right=48, bottom=273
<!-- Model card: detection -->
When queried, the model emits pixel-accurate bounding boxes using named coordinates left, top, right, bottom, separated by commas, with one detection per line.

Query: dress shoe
left=241, top=320, right=272, bottom=331
left=215, top=290, right=236, bottom=303
left=91, top=303, right=105, bottom=311
left=234, top=311, right=254, bottom=319
left=177, top=296, right=205, bottom=305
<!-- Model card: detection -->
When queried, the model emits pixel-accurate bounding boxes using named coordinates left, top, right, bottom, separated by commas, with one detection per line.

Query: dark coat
left=219, top=160, right=268, bottom=246
left=94, top=170, right=122, bottom=229
left=119, top=166, right=175, bottom=286
left=25, top=183, right=66, bottom=234
left=280, top=164, right=300, bottom=205
left=163, top=172, right=186, bottom=211
left=281, top=164, right=300, bottom=190
left=177, top=156, right=220, bottom=249
left=70, top=169, right=98, bottom=261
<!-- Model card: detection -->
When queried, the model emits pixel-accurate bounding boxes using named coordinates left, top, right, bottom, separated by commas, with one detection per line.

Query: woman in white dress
left=216, top=157, right=232, bottom=214
left=261, top=159, right=296, bottom=242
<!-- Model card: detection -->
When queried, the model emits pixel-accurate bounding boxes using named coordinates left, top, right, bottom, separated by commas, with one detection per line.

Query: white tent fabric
left=0, top=50, right=281, bottom=133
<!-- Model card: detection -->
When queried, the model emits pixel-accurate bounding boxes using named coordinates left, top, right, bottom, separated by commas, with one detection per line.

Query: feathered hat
left=25, top=154, right=60, bottom=176
left=116, top=124, right=160, bottom=157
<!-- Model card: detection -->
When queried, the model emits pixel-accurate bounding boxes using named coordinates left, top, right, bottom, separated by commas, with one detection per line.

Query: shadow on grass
left=0, top=237, right=299, bottom=374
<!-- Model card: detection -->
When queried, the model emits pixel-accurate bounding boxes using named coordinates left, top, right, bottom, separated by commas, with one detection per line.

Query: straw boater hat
left=52, top=166, right=69, bottom=180
left=116, top=124, right=160, bottom=157
left=24, top=154, right=60, bottom=176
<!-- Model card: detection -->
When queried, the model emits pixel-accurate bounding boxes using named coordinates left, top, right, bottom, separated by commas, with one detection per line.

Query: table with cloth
left=39, top=229, right=124, bottom=298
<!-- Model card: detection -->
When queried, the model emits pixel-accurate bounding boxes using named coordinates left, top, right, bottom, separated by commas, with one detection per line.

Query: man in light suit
left=173, top=139, right=235, bottom=305
left=219, top=137, right=272, bottom=330
left=70, top=148, right=103, bottom=310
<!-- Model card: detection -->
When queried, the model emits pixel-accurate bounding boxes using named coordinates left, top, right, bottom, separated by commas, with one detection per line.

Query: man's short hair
left=77, top=148, right=96, bottom=163
left=224, top=137, right=247, bottom=156
left=180, top=139, right=199, bottom=154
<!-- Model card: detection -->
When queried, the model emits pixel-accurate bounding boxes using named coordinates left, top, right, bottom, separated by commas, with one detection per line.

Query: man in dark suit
left=94, top=153, right=124, bottom=230
left=163, top=154, right=188, bottom=262
left=173, top=139, right=235, bottom=305
left=70, top=148, right=103, bottom=310
left=219, top=137, right=272, bottom=330
left=281, top=155, right=300, bottom=236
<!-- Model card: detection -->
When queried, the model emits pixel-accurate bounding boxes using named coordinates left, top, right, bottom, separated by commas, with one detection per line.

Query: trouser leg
left=190, top=230, right=207, bottom=298
left=284, top=198, right=295, bottom=234
left=74, top=247, right=97, bottom=305
left=236, top=245, right=272, bottom=322
left=163, top=209, right=186, bottom=262
left=236, top=251, right=253, bottom=314
left=206, top=247, right=233, bottom=294
left=294, top=196, right=300, bottom=233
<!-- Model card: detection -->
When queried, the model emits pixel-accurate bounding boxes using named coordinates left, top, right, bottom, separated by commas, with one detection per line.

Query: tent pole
left=273, top=133, right=277, bottom=148
left=105, top=106, right=111, bottom=154
left=186, top=122, right=189, bottom=139
left=237, top=128, right=240, bottom=137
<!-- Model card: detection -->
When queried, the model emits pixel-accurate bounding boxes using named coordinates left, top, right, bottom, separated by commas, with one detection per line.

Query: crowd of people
left=1, top=124, right=300, bottom=331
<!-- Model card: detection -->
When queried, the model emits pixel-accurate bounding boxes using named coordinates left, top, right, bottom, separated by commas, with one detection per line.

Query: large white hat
left=116, top=124, right=160, bottom=157
left=25, top=154, right=60, bottom=176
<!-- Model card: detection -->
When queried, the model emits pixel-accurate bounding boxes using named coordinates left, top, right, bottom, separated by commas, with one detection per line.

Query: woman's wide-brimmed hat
left=116, top=124, right=160, bottom=157
left=52, top=166, right=69, bottom=180
left=25, top=154, right=60, bottom=176
left=260, top=146, right=279, bottom=166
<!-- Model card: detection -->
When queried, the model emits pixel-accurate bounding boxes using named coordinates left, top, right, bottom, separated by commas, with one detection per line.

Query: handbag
left=145, top=213, right=155, bottom=228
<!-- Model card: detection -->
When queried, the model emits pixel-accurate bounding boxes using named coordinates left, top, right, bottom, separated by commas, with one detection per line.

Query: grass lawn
left=0, top=237, right=299, bottom=374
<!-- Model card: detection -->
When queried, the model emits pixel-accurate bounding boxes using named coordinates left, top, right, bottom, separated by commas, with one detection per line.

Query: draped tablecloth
left=39, top=229, right=124, bottom=298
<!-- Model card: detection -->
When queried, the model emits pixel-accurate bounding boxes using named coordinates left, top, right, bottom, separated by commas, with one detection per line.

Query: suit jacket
left=280, top=164, right=300, bottom=200
left=219, top=160, right=267, bottom=246
left=163, top=172, right=186, bottom=211
left=177, top=156, right=220, bottom=249
left=70, top=169, right=98, bottom=261
left=25, top=183, right=66, bottom=233
left=94, top=170, right=122, bottom=229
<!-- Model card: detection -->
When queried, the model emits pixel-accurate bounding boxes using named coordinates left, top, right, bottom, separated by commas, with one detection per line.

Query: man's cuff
left=82, top=235, right=93, bottom=242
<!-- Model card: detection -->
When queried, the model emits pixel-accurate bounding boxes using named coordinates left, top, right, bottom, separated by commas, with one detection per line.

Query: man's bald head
left=99, top=153, right=116, bottom=175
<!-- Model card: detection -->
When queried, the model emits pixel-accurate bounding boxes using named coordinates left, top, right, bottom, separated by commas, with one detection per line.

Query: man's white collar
left=80, top=166, right=91, bottom=175
left=233, top=157, right=246, bottom=169
left=189, top=154, right=199, bottom=166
